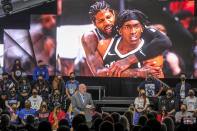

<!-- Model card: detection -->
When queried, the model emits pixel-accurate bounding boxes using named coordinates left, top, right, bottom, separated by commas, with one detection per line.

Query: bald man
left=71, top=84, right=94, bottom=124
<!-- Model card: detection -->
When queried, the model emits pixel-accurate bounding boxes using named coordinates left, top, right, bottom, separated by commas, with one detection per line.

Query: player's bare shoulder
left=81, top=30, right=99, bottom=53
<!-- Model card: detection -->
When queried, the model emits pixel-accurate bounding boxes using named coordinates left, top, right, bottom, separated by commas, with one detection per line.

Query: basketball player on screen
left=81, top=1, right=172, bottom=77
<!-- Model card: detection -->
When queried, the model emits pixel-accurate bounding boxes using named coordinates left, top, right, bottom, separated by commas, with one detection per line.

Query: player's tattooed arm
left=120, top=65, right=162, bottom=78
left=81, top=31, right=108, bottom=76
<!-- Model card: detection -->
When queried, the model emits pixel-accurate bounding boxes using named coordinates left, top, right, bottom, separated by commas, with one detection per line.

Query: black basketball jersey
left=93, top=28, right=107, bottom=41
left=103, top=36, right=144, bottom=69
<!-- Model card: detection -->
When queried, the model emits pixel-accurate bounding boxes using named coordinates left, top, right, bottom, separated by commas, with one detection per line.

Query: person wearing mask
left=28, top=88, right=43, bottom=111
left=8, top=103, right=20, bottom=125
left=52, top=74, right=65, bottom=95
left=33, top=75, right=51, bottom=100
left=11, top=59, right=24, bottom=84
left=35, top=101, right=50, bottom=122
left=49, top=89, right=67, bottom=111
left=33, top=60, right=49, bottom=81
left=157, top=105, right=170, bottom=123
left=19, top=100, right=36, bottom=126
left=0, top=72, right=15, bottom=94
left=18, top=75, right=32, bottom=108
left=0, top=92, right=7, bottom=110
left=183, top=89, right=197, bottom=112
left=65, top=72, right=79, bottom=100
left=175, top=73, right=191, bottom=104
left=137, top=73, right=163, bottom=110
left=49, top=104, right=66, bottom=130
left=5, top=87, right=21, bottom=110
left=158, top=88, right=179, bottom=116
left=134, top=89, right=150, bottom=124
left=175, top=104, right=192, bottom=123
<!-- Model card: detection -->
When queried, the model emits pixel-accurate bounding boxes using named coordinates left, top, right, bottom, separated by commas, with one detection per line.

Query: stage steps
left=93, top=97, right=135, bottom=113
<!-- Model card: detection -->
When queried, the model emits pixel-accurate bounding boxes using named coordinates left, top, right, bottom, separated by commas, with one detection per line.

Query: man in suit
left=71, top=83, right=94, bottom=126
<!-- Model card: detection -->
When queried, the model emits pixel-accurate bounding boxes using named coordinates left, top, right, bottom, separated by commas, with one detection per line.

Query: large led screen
left=56, top=0, right=196, bottom=78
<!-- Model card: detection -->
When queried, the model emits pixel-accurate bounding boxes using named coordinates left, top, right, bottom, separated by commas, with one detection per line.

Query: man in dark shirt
left=18, top=75, right=32, bottom=108
left=0, top=72, right=15, bottom=95
left=5, top=87, right=21, bottom=110
left=158, top=88, right=179, bottom=116
left=175, top=73, right=191, bottom=104
left=33, top=75, right=51, bottom=101
left=138, top=73, right=163, bottom=110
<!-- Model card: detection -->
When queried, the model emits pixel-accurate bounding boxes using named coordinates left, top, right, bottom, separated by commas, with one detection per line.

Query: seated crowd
left=0, top=60, right=197, bottom=131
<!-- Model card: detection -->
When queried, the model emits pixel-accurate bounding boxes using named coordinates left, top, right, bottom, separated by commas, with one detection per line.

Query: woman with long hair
left=134, top=89, right=150, bottom=124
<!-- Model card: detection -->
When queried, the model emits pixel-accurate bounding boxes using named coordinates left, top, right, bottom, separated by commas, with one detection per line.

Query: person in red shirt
left=49, top=104, right=66, bottom=130
left=157, top=105, right=170, bottom=123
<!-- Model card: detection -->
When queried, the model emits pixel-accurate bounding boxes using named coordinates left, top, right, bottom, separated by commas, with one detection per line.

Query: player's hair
left=89, top=1, right=112, bottom=22
left=116, top=9, right=150, bottom=30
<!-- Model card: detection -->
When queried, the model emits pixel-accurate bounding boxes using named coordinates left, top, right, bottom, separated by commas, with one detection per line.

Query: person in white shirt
left=28, top=88, right=42, bottom=111
left=183, top=89, right=197, bottom=112
left=134, top=89, right=150, bottom=113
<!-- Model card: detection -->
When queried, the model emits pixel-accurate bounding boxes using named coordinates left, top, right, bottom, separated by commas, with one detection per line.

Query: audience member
left=8, top=103, right=20, bottom=125
left=28, top=88, right=42, bottom=111
left=5, top=87, right=21, bottom=110
left=33, top=75, right=51, bottom=100
left=137, top=115, right=148, bottom=127
left=33, top=60, right=49, bottom=81
left=124, top=111, right=134, bottom=129
left=158, top=88, right=179, bottom=115
left=0, top=72, right=15, bottom=94
left=52, top=73, right=65, bottom=95
left=175, top=73, right=191, bottom=104
left=19, top=115, right=36, bottom=131
left=145, top=119, right=161, bottom=131
left=11, top=59, right=24, bottom=84
left=99, top=121, right=114, bottom=131
left=57, top=125, right=70, bottom=131
left=157, top=105, right=170, bottom=123
left=134, top=89, right=150, bottom=124
left=162, top=117, right=175, bottom=131
left=119, top=115, right=130, bottom=131
left=0, top=92, right=7, bottom=109
left=37, top=121, right=52, bottom=131
left=111, top=112, right=120, bottom=124
left=103, top=115, right=114, bottom=124
left=58, top=118, right=69, bottom=128
left=19, top=100, right=36, bottom=126
left=65, top=72, right=79, bottom=102
left=137, top=73, right=163, bottom=110
left=49, top=104, right=66, bottom=130
left=18, top=75, right=31, bottom=108
left=76, top=123, right=90, bottom=131
left=175, top=104, right=192, bottom=123
left=35, top=101, right=50, bottom=122
left=183, top=88, right=197, bottom=112
left=72, top=114, right=86, bottom=131
left=49, top=89, right=67, bottom=111
left=0, top=114, right=15, bottom=131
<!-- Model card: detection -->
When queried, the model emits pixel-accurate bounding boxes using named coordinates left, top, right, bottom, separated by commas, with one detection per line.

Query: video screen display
left=3, top=14, right=56, bottom=75
left=56, top=0, right=196, bottom=78
left=2, top=0, right=196, bottom=78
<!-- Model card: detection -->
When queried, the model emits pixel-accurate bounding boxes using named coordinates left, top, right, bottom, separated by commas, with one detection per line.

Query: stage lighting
left=1, top=0, right=13, bottom=15
left=0, top=0, right=55, bottom=18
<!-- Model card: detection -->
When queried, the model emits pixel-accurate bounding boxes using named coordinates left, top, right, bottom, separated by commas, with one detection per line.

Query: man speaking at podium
left=71, top=83, right=94, bottom=126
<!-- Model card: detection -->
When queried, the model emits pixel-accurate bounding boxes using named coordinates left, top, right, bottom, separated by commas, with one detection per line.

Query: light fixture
left=1, top=0, right=13, bottom=15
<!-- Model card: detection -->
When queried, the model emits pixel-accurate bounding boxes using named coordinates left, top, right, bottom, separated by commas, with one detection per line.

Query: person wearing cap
left=33, top=60, right=49, bottom=81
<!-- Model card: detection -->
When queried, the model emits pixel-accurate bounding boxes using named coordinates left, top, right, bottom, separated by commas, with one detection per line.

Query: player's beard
left=97, top=26, right=117, bottom=39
